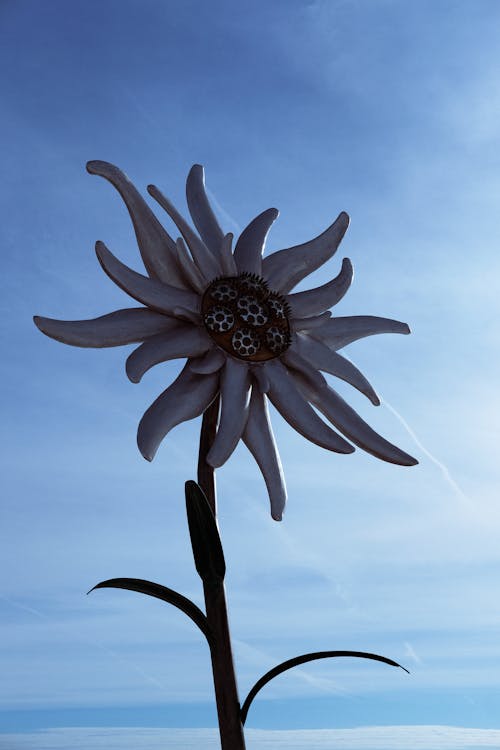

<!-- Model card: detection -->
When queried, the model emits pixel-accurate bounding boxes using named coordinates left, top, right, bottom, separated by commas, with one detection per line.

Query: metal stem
left=197, top=396, right=247, bottom=750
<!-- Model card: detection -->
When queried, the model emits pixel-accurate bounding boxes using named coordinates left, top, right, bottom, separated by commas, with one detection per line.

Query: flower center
left=202, top=274, right=291, bottom=362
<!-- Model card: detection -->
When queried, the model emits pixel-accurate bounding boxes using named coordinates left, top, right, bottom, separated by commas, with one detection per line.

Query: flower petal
left=252, top=364, right=270, bottom=394
left=234, top=208, right=279, bottom=276
left=262, top=211, right=350, bottom=294
left=175, top=237, right=206, bottom=293
left=311, top=315, right=410, bottom=350
left=33, top=308, right=177, bottom=348
left=148, top=184, right=222, bottom=281
left=96, top=241, right=200, bottom=321
left=207, top=359, right=251, bottom=468
left=219, top=232, right=238, bottom=276
left=293, top=332, right=380, bottom=405
left=281, top=348, right=327, bottom=391
left=126, top=326, right=212, bottom=383
left=287, top=258, right=353, bottom=318
left=299, top=379, right=418, bottom=466
left=137, top=362, right=220, bottom=461
left=86, top=161, right=186, bottom=288
left=185, top=164, right=225, bottom=254
left=242, top=388, right=287, bottom=521
left=265, top=360, right=354, bottom=454
left=292, top=312, right=332, bottom=331
left=189, top=347, right=225, bottom=374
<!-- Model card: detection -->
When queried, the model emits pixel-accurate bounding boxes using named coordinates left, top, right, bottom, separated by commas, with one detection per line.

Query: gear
left=210, top=279, right=238, bottom=303
left=237, top=295, right=269, bottom=327
left=231, top=327, right=261, bottom=357
left=204, top=305, right=235, bottom=333
left=266, top=326, right=289, bottom=354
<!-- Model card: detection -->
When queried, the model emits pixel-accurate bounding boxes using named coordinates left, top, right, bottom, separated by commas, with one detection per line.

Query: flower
left=34, top=161, right=417, bottom=520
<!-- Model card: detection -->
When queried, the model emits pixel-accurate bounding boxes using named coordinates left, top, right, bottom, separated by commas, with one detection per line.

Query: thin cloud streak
left=380, top=397, right=473, bottom=509
left=206, top=187, right=242, bottom=234
left=0, top=595, right=169, bottom=695
left=343, top=352, right=472, bottom=508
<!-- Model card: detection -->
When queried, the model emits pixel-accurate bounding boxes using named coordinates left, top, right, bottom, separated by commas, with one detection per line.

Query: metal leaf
left=88, top=577, right=213, bottom=645
left=185, top=481, right=226, bottom=585
left=240, top=649, right=409, bottom=724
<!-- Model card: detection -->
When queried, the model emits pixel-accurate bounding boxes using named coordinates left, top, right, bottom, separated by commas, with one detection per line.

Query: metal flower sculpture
left=35, top=162, right=417, bottom=750
left=35, top=161, right=416, bottom=520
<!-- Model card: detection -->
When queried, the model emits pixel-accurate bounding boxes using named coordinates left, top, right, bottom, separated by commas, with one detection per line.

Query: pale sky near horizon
left=2, top=0, right=500, bottom=747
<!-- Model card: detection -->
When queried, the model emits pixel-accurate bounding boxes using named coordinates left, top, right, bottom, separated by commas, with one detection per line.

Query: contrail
left=341, top=353, right=473, bottom=509
left=380, top=396, right=472, bottom=508
left=206, top=188, right=242, bottom=234
left=0, top=594, right=169, bottom=692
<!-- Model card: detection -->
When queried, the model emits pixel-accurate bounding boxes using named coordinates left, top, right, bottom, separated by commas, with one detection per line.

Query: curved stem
left=197, top=396, right=247, bottom=750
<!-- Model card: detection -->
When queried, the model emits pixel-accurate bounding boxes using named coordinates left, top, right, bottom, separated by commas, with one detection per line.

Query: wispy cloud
left=380, top=398, right=473, bottom=509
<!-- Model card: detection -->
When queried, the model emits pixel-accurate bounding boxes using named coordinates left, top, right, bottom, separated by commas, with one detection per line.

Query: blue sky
left=2, top=0, right=500, bottom=747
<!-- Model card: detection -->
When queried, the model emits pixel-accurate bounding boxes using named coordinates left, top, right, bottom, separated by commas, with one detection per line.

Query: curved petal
left=252, top=364, right=270, bottom=394
left=219, top=232, right=238, bottom=276
left=287, top=258, right=353, bottom=318
left=262, top=211, right=350, bottom=294
left=185, top=164, right=225, bottom=254
left=281, top=348, right=327, bottom=391
left=147, top=184, right=222, bottom=281
left=293, top=332, right=380, bottom=405
left=189, top=347, right=225, bottom=374
left=207, top=359, right=251, bottom=468
left=291, top=312, right=332, bottom=332
left=175, top=237, right=206, bottom=293
left=234, top=208, right=279, bottom=276
left=86, top=161, right=185, bottom=288
left=96, top=241, right=200, bottom=320
left=33, top=308, right=177, bottom=348
left=242, top=388, right=287, bottom=521
left=311, top=315, right=410, bottom=350
left=265, top=360, right=354, bottom=454
left=126, top=326, right=211, bottom=383
left=299, top=378, right=418, bottom=466
left=137, top=362, right=220, bottom=461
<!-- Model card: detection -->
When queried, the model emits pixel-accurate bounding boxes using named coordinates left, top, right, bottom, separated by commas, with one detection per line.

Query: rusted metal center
left=201, top=273, right=291, bottom=362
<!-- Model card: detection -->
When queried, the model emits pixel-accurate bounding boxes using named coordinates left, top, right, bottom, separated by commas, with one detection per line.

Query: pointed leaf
left=185, top=481, right=226, bottom=584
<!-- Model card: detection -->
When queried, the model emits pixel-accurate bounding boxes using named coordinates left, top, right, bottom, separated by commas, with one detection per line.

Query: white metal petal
left=126, top=326, right=211, bottom=383
left=175, top=237, right=206, bottom=293
left=185, top=164, right=225, bottom=254
left=262, top=211, right=350, bottom=294
left=207, top=359, right=251, bottom=468
left=252, top=364, right=270, bottom=394
left=234, top=208, right=279, bottom=276
left=137, top=362, right=220, bottom=461
left=242, top=387, right=287, bottom=521
left=281, top=348, right=327, bottom=391
left=291, top=312, right=332, bottom=332
left=265, top=360, right=354, bottom=454
left=293, top=332, right=380, bottom=405
left=310, top=316, right=410, bottom=350
left=287, top=258, right=353, bottom=318
left=96, top=241, right=200, bottom=321
left=219, top=233, right=238, bottom=276
left=33, top=308, right=177, bottom=348
left=299, top=378, right=418, bottom=466
left=188, top=347, right=226, bottom=374
left=147, top=184, right=222, bottom=281
left=86, top=161, right=186, bottom=288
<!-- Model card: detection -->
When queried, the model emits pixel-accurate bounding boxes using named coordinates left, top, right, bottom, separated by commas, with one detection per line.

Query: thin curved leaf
left=88, top=577, right=213, bottom=645
left=241, top=649, right=408, bottom=724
